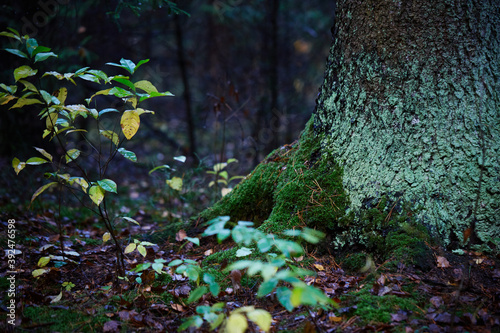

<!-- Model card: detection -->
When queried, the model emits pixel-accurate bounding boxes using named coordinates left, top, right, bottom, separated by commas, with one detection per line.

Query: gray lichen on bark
left=314, top=0, right=500, bottom=245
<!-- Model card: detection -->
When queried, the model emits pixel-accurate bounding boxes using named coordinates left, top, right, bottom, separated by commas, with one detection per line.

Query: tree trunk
left=202, top=0, right=499, bottom=252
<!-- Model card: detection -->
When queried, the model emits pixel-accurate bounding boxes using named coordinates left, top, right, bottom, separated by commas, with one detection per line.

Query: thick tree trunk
left=314, top=0, right=500, bottom=246
left=202, top=0, right=499, bottom=252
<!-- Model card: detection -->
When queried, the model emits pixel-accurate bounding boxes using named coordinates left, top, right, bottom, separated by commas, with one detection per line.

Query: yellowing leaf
left=26, top=157, right=49, bottom=165
left=89, top=185, right=105, bottom=206
left=247, top=309, right=272, bottom=332
left=9, top=97, right=43, bottom=109
left=37, top=256, right=51, bottom=267
left=31, top=182, right=57, bottom=202
left=121, top=110, right=140, bottom=140
left=226, top=313, right=248, bottom=333
left=54, top=87, right=67, bottom=104
left=14, top=65, right=38, bottom=81
left=100, top=130, right=119, bottom=145
left=134, top=80, right=158, bottom=93
left=12, top=157, right=26, bottom=175
left=19, top=79, right=38, bottom=92
left=70, top=177, right=89, bottom=192
left=32, top=268, right=50, bottom=277
left=135, top=108, right=154, bottom=116
left=124, top=243, right=136, bottom=254
left=137, top=244, right=147, bottom=257
left=103, top=232, right=111, bottom=243
left=34, top=147, right=53, bottom=162
left=50, top=291, right=63, bottom=303
left=65, top=148, right=81, bottom=163
left=46, top=112, right=58, bottom=131
left=166, top=176, right=183, bottom=191
left=314, top=264, right=325, bottom=271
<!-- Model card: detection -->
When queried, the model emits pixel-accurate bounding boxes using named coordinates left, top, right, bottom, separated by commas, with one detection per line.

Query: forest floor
left=1, top=207, right=499, bottom=333
left=0, top=156, right=499, bottom=333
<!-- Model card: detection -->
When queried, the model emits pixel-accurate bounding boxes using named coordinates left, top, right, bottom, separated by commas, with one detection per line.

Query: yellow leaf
left=247, top=309, right=272, bottom=332
left=121, top=110, right=140, bottom=140
left=124, top=243, right=136, bottom=254
left=37, top=256, right=51, bottom=267
left=102, top=232, right=111, bottom=243
left=9, top=97, right=43, bottom=109
left=134, top=80, right=158, bottom=93
left=54, top=87, right=67, bottom=104
left=100, top=130, right=119, bottom=145
left=137, top=244, right=147, bottom=257
left=31, top=182, right=57, bottom=202
left=136, top=108, right=154, bottom=116
left=314, top=264, right=325, bottom=271
left=46, top=112, right=58, bottom=131
left=65, top=148, right=81, bottom=163
left=34, top=147, right=53, bottom=162
left=50, top=291, right=63, bottom=303
left=89, top=185, right=105, bottom=206
left=32, top=268, right=50, bottom=277
left=166, top=176, right=183, bottom=191
left=12, top=157, right=26, bottom=175
left=226, top=313, right=248, bottom=333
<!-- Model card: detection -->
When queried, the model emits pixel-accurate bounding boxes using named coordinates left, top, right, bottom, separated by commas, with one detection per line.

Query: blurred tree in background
left=0, top=0, right=334, bottom=174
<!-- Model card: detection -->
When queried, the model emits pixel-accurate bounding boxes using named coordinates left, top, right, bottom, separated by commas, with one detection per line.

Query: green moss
left=343, top=284, right=422, bottom=324
left=200, top=118, right=349, bottom=235
left=23, top=305, right=108, bottom=332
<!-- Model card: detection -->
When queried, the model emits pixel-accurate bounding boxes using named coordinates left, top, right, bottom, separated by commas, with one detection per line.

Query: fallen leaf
left=430, top=296, right=444, bottom=308
left=171, top=304, right=184, bottom=312
left=204, top=249, right=213, bottom=256
left=436, top=256, right=450, bottom=268
left=314, top=264, right=325, bottom=271
left=176, top=229, right=187, bottom=242
left=103, top=320, right=121, bottom=333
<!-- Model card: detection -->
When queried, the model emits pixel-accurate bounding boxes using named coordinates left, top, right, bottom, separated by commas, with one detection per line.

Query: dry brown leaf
left=436, top=256, right=450, bottom=268
left=176, top=229, right=187, bottom=242
left=230, top=270, right=242, bottom=292
left=171, top=304, right=184, bottom=312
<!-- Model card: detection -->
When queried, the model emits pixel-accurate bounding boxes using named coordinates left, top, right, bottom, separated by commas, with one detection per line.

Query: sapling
left=2, top=28, right=173, bottom=279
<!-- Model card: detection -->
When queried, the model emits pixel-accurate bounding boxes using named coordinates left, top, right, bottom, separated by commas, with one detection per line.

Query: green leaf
left=174, top=155, right=186, bottom=163
left=168, top=259, right=183, bottom=267
left=134, top=80, right=158, bottom=93
left=135, top=59, right=149, bottom=71
left=112, top=76, right=135, bottom=91
left=257, top=237, right=273, bottom=253
left=257, top=278, right=278, bottom=297
left=185, top=237, right=200, bottom=246
left=65, top=148, right=81, bottom=163
left=98, top=108, right=119, bottom=116
left=187, top=286, right=208, bottom=304
left=31, top=182, right=57, bottom=202
left=178, top=316, right=203, bottom=331
left=0, top=83, right=17, bottom=94
left=34, top=52, right=57, bottom=63
left=89, top=185, right=105, bottom=205
left=26, top=38, right=38, bottom=57
left=301, top=228, right=325, bottom=244
left=236, top=247, right=253, bottom=257
left=117, top=148, right=137, bottom=162
left=166, top=177, right=183, bottom=191
left=184, top=265, right=200, bottom=282
left=14, top=65, right=37, bottom=81
left=26, top=157, right=49, bottom=165
left=4, top=48, right=28, bottom=59
left=228, top=260, right=254, bottom=271
left=148, top=164, right=170, bottom=174
left=37, top=256, right=51, bottom=267
left=100, top=130, right=120, bottom=146
left=106, top=58, right=136, bottom=74
left=276, top=287, right=294, bottom=311
left=138, top=90, right=174, bottom=102
left=97, top=179, right=117, bottom=193
left=152, top=262, right=164, bottom=274
left=247, top=309, right=272, bottom=332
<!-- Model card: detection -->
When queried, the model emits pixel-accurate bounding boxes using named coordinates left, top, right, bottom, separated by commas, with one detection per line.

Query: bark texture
left=314, top=0, right=500, bottom=245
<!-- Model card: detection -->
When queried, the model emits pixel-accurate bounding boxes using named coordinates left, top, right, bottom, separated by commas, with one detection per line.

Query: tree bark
left=202, top=0, right=500, bottom=250
left=314, top=0, right=500, bottom=246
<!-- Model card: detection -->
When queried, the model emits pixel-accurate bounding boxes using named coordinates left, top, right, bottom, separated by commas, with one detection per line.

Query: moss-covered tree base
left=199, top=116, right=435, bottom=270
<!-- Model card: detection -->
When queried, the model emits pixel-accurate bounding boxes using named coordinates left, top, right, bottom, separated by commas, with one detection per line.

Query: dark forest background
left=0, top=0, right=334, bottom=178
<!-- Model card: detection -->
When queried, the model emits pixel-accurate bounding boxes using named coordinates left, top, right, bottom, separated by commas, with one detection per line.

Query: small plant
left=177, top=216, right=336, bottom=332
left=206, top=158, right=245, bottom=197
left=1, top=27, right=173, bottom=279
